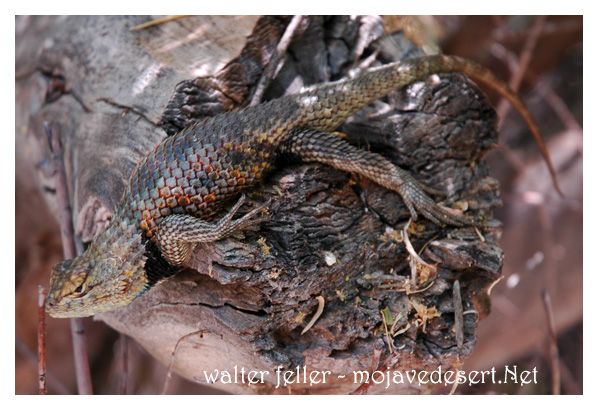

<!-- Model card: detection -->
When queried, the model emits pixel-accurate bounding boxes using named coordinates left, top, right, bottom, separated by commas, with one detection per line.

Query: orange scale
left=166, top=197, right=178, bottom=208
left=178, top=196, right=191, bottom=206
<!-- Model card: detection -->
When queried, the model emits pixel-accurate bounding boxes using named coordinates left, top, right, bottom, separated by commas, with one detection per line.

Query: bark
left=17, top=15, right=503, bottom=394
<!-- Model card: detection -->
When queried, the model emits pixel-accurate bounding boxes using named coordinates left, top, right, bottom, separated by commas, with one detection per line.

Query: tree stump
left=17, top=15, right=503, bottom=394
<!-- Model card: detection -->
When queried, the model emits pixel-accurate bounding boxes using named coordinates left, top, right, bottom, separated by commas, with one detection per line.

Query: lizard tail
left=432, top=55, right=563, bottom=197
left=311, top=55, right=563, bottom=196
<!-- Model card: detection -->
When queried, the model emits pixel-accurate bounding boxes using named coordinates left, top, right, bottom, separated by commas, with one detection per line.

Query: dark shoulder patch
left=143, top=237, right=182, bottom=287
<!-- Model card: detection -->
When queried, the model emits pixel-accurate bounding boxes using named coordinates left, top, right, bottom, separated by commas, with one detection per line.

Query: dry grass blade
left=448, top=366, right=461, bottom=395
left=162, top=329, right=226, bottom=394
left=301, top=295, right=325, bottom=335
left=130, top=15, right=189, bottom=31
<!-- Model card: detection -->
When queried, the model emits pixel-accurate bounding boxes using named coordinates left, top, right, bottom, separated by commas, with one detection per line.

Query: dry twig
left=16, top=335, right=70, bottom=394
left=37, top=286, right=47, bottom=395
left=250, top=15, right=307, bottom=106
left=541, top=290, right=560, bottom=395
left=453, top=280, right=464, bottom=349
left=350, top=352, right=400, bottom=395
left=45, top=121, right=94, bottom=395
left=496, top=15, right=547, bottom=119
left=118, top=335, right=128, bottom=395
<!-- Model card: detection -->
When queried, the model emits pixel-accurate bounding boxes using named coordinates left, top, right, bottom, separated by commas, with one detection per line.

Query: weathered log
left=17, top=15, right=503, bottom=394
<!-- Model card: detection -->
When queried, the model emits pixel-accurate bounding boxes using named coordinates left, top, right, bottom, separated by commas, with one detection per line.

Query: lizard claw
left=155, top=194, right=271, bottom=266
left=396, top=173, right=482, bottom=227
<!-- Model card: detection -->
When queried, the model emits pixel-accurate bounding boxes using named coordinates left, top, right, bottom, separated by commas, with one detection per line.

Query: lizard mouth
left=45, top=293, right=85, bottom=318
left=45, top=295, right=70, bottom=318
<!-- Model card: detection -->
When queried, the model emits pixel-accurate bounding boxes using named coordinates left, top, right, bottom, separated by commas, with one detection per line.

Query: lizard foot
left=282, top=127, right=487, bottom=228
left=155, top=194, right=271, bottom=266
left=394, top=170, right=481, bottom=227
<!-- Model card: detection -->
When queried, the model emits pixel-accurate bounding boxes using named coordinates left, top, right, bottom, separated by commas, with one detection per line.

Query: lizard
left=45, top=54, right=560, bottom=318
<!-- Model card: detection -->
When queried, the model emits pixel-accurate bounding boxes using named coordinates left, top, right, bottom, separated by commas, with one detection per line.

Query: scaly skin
left=46, top=55, right=559, bottom=318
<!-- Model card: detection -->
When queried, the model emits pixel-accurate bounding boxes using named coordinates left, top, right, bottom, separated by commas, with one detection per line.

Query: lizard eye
left=61, top=271, right=89, bottom=299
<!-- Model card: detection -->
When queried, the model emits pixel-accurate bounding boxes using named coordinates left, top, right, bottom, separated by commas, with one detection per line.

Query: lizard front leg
left=280, top=128, right=485, bottom=227
left=154, top=194, right=271, bottom=266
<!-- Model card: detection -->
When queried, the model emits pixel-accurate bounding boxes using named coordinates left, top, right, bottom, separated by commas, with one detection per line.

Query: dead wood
left=17, top=15, right=503, bottom=394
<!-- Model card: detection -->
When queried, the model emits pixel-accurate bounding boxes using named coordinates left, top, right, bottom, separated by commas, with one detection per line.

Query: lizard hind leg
left=154, top=194, right=271, bottom=266
left=280, top=128, right=482, bottom=227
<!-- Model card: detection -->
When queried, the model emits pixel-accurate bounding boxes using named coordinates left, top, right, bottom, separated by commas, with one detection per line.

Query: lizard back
left=121, top=96, right=300, bottom=237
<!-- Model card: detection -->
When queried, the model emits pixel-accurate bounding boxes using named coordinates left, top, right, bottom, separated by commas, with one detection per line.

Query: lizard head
left=46, top=234, right=148, bottom=318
